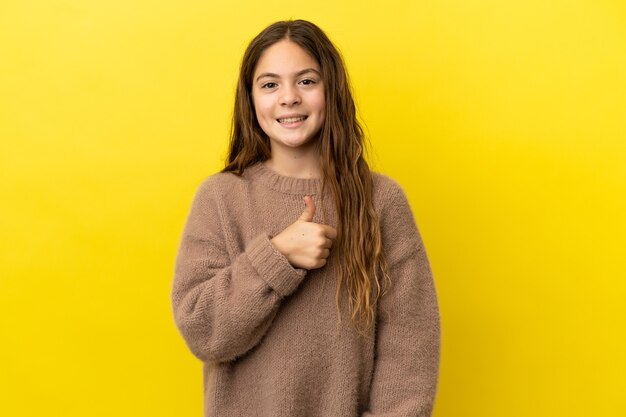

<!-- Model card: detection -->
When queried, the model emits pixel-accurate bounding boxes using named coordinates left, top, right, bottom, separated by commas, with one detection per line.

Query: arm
left=363, top=184, right=441, bottom=417
left=171, top=179, right=307, bottom=363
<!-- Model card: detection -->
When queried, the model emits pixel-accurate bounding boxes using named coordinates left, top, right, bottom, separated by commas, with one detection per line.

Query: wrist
left=270, top=235, right=289, bottom=258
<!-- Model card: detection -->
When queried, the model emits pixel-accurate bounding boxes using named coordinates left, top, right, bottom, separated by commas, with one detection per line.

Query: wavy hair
left=223, top=19, right=390, bottom=333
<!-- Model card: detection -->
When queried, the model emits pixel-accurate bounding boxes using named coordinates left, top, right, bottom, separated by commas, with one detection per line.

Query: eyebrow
left=255, top=68, right=321, bottom=83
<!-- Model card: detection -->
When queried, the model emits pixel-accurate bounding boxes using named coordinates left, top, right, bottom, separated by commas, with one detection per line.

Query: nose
left=279, top=84, right=301, bottom=106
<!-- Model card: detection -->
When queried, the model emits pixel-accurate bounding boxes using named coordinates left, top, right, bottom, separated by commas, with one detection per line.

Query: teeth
left=278, top=116, right=306, bottom=123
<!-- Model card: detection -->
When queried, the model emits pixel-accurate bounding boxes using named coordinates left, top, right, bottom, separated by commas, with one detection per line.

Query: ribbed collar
left=244, top=161, right=322, bottom=195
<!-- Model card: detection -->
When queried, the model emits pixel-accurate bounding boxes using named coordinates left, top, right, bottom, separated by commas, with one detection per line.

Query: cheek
left=314, top=92, right=326, bottom=121
left=313, top=91, right=326, bottom=113
left=253, top=96, right=272, bottom=128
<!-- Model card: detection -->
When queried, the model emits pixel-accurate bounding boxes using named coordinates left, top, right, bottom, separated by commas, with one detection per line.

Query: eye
left=299, top=79, right=316, bottom=86
left=261, top=82, right=277, bottom=89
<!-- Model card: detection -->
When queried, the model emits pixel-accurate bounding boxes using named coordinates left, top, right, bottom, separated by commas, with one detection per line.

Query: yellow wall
left=1, top=0, right=624, bottom=416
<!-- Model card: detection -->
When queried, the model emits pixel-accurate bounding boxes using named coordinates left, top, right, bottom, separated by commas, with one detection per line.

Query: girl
left=171, top=19, right=440, bottom=417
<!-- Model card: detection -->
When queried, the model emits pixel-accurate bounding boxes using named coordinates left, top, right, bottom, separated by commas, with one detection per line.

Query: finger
left=322, top=248, right=330, bottom=259
left=298, top=195, right=316, bottom=222
left=321, top=225, right=338, bottom=239
left=321, top=238, right=334, bottom=249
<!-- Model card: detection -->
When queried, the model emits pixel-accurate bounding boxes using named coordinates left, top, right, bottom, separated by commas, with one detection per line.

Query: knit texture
left=171, top=161, right=441, bottom=417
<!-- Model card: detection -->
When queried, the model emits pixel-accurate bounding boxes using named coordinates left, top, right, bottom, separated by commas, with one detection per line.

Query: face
left=252, top=39, right=326, bottom=153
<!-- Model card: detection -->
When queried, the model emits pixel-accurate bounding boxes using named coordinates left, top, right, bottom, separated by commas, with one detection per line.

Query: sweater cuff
left=246, top=234, right=307, bottom=297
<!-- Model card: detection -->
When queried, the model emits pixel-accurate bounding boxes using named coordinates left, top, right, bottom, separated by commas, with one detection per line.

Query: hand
left=270, top=195, right=337, bottom=270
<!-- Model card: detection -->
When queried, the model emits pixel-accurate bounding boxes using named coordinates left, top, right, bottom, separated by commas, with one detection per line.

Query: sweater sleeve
left=363, top=183, right=441, bottom=417
left=171, top=179, right=307, bottom=364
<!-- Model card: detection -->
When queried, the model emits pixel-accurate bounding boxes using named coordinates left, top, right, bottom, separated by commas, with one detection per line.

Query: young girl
left=171, top=19, right=440, bottom=417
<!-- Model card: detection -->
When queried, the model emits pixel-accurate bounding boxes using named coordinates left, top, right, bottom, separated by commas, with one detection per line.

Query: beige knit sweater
left=171, top=161, right=440, bottom=417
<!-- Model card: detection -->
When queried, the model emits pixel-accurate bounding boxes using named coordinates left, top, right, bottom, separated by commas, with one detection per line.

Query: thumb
left=298, top=195, right=316, bottom=222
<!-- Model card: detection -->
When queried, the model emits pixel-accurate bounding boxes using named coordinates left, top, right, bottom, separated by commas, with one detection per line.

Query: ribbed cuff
left=246, top=234, right=307, bottom=297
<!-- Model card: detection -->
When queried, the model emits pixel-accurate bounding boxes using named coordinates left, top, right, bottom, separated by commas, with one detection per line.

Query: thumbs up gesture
left=270, top=195, right=338, bottom=270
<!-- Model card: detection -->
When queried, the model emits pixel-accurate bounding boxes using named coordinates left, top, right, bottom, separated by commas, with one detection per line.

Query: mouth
left=277, top=115, right=308, bottom=124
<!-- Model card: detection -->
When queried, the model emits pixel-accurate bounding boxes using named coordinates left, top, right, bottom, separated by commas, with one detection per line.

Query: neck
left=264, top=142, right=321, bottom=179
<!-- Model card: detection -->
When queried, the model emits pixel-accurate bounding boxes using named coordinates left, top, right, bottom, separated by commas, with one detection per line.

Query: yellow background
left=1, top=0, right=624, bottom=416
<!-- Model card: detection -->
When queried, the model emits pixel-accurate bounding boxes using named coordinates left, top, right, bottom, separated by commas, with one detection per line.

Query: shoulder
left=193, top=170, right=248, bottom=201
left=183, top=171, right=249, bottom=222
left=371, top=171, right=404, bottom=193
left=183, top=170, right=249, bottom=233
left=371, top=171, right=410, bottom=211
left=371, top=171, right=419, bottom=232
left=371, top=171, right=425, bottom=255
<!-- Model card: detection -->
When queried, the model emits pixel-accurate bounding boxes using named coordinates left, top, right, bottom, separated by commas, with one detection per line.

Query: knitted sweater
left=171, top=161, right=441, bottom=417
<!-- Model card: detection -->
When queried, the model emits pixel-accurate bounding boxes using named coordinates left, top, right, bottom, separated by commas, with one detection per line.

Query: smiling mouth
left=277, top=116, right=307, bottom=124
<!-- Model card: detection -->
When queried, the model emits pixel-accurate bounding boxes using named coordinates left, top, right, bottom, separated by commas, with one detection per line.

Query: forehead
left=254, top=39, right=320, bottom=77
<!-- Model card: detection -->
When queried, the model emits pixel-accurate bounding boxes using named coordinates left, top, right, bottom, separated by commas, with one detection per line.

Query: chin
left=286, top=140, right=309, bottom=147
left=280, top=137, right=313, bottom=148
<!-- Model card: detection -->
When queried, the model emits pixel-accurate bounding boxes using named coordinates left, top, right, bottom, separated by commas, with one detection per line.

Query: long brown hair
left=223, top=19, right=390, bottom=333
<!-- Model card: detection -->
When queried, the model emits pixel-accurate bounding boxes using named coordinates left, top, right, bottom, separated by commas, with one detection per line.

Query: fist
left=270, top=195, right=337, bottom=270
